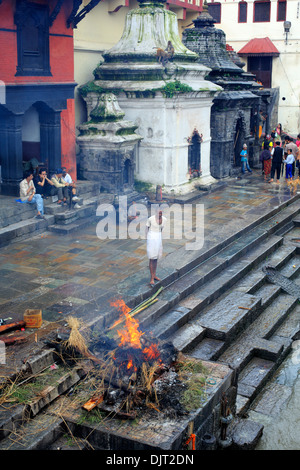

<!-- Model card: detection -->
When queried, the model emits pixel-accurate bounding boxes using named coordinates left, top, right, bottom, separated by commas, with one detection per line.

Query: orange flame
left=143, top=343, right=161, bottom=363
left=127, top=359, right=137, bottom=372
left=110, top=298, right=162, bottom=371
left=111, top=299, right=144, bottom=349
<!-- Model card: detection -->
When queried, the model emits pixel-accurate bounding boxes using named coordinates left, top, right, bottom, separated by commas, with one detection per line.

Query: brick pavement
left=0, top=171, right=297, bottom=331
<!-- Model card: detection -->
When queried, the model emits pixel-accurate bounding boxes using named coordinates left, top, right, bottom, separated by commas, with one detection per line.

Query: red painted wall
left=61, top=99, right=77, bottom=182
left=0, top=0, right=77, bottom=179
left=0, top=0, right=74, bottom=84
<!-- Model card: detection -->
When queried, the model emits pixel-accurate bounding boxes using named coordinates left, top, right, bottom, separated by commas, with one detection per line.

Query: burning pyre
left=82, top=298, right=181, bottom=418
left=52, top=296, right=209, bottom=420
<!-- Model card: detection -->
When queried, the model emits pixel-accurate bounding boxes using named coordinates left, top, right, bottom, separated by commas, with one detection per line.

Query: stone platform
left=0, top=170, right=299, bottom=450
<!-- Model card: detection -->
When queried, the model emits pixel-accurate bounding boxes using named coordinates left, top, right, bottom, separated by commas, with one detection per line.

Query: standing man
left=269, top=142, right=284, bottom=184
left=20, top=171, right=45, bottom=219
left=145, top=209, right=167, bottom=286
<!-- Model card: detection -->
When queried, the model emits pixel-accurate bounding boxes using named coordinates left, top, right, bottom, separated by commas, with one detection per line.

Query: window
left=253, top=1, right=271, bottom=22
left=15, top=2, right=51, bottom=76
left=238, top=1, right=248, bottom=23
left=277, top=0, right=286, bottom=21
left=207, top=2, right=221, bottom=23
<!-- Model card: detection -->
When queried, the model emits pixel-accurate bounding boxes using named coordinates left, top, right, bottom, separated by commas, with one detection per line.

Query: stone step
left=0, top=362, right=91, bottom=448
left=168, top=244, right=299, bottom=361
left=48, top=216, right=96, bottom=234
left=171, top=322, right=206, bottom=352
left=236, top=357, right=277, bottom=414
left=188, top=338, right=225, bottom=362
left=191, top=252, right=300, bottom=360
left=0, top=410, right=64, bottom=450
left=269, top=301, right=300, bottom=347
left=292, top=217, right=300, bottom=227
left=142, top=234, right=283, bottom=336
left=111, top=198, right=300, bottom=315
left=47, top=196, right=102, bottom=233
left=194, top=292, right=262, bottom=342
left=249, top=255, right=300, bottom=308
left=0, top=201, right=36, bottom=228
left=176, top=292, right=263, bottom=362
left=46, top=433, right=91, bottom=450
left=159, top=226, right=273, bottom=301
left=54, top=199, right=96, bottom=222
left=236, top=244, right=297, bottom=296
left=0, top=180, right=102, bottom=225
left=218, top=293, right=297, bottom=370
left=44, top=197, right=84, bottom=216
left=0, top=181, right=105, bottom=241
left=0, top=214, right=55, bottom=247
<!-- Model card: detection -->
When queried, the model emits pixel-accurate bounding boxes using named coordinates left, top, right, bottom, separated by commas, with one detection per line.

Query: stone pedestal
left=77, top=93, right=142, bottom=194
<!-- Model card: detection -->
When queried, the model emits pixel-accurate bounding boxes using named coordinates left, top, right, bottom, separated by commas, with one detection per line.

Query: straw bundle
left=65, top=316, right=89, bottom=356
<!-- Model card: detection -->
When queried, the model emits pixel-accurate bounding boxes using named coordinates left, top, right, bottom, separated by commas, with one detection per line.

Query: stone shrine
left=77, top=92, right=142, bottom=194
left=77, top=0, right=221, bottom=194
left=182, top=2, right=261, bottom=178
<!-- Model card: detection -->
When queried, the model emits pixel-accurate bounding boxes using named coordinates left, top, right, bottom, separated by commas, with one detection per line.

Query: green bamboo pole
left=107, top=287, right=164, bottom=331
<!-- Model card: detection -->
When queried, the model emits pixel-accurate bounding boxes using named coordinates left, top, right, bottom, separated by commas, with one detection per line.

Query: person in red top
left=260, top=143, right=272, bottom=181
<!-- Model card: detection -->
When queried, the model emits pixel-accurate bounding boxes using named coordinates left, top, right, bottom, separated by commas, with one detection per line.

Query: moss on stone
left=79, top=81, right=122, bottom=97
left=79, top=81, right=106, bottom=97
left=158, top=80, right=193, bottom=98
left=79, top=127, right=106, bottom=136
left=115, top=126, right=138, bottom=136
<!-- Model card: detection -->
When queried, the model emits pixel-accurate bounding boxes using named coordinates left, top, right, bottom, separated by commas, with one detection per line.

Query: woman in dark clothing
left=260, top=143, right=272, bottom=181
left=270, top=142, right=284, bottom=184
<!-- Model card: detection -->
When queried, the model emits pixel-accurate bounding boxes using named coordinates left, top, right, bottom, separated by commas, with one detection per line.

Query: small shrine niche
left=188, top=129, right=203, bottom=178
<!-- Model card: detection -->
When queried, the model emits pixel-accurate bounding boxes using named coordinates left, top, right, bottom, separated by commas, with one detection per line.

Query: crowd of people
left=19, top=165, right=80, bottom=219
left=240, top=124, right=300, bottom=184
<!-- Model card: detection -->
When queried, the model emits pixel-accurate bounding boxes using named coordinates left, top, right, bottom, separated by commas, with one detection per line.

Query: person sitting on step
left=19, top=170, right=45, bottom=219
left=61, top=167, right=81, bottom=209
left=34, top=168, right=54, bottom=199
left=51, top=168, right=70, bottom=206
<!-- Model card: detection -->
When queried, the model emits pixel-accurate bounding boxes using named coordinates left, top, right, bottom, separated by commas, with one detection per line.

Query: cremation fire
left=77, top=297, right=181, bottom=418
left=110, top=298, right=162, bottom=374
left=50, top=297, right=209, bottom=421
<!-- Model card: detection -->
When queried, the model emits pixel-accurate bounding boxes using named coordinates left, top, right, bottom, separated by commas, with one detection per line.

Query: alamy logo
left=0, top=80, right=6, bottom=105
left=96, top=196, right=205, bottom=251
left=0, top=340, right=5, bottom=365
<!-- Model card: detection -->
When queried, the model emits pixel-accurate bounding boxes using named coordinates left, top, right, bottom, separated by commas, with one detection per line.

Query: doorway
left=234, top=117, right=244, bottom=167
left=248, top=56, right=272, bottom=88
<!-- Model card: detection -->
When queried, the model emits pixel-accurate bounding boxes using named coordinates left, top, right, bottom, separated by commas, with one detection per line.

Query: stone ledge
left=0, top=215, right=55, bottom=247
left=230, top=418, right=264, bottom=450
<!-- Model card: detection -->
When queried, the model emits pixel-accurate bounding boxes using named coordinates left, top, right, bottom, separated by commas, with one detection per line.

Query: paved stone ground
left=0, top=170, right=297, bottom=331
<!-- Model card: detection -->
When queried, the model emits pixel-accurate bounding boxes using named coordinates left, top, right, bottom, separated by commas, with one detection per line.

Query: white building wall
left=214, top=0, right=300, bottom=134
